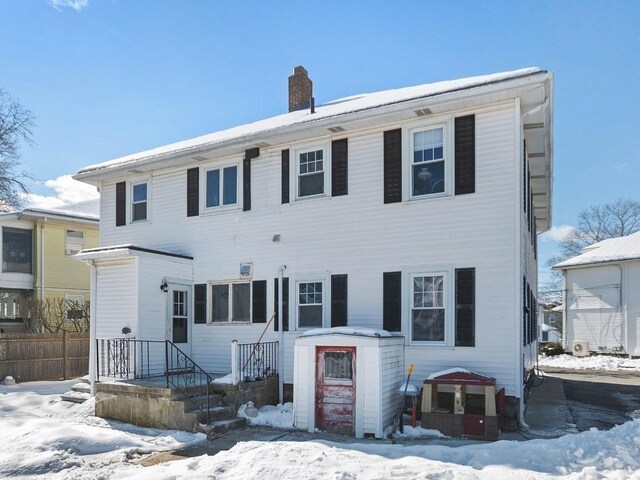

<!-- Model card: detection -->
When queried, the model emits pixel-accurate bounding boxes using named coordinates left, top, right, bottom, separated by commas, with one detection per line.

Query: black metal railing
left=96, top=338, right=213, bottom=424
left=237, top=341, right=278, bottom=382
left=166, top=340, right=213, bottom=423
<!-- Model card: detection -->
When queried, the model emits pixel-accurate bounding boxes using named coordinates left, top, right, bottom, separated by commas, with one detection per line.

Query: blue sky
left=1, top=1, right=639, bottom=285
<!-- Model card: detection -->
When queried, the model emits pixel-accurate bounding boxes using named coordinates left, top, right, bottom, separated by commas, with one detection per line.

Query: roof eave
left=74, top=70, right=551, bottom=184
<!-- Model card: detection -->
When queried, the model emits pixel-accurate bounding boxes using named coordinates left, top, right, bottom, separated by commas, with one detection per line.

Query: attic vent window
left=414, top=108, right=432, bottom=117
left=327, top=126, right=345, bottom=133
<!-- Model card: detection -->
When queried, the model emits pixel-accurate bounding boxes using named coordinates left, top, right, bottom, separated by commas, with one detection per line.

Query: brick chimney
left=288, top=66, right=312, bottom=112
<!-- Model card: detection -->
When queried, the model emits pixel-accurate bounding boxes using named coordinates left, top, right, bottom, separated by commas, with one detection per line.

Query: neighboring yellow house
left=0, top=201, right=99, bottom=332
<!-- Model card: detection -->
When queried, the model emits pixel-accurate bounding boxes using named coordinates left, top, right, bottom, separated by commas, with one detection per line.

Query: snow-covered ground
left=539, top=354, right=640, bottom=371
left=0, top=379, right=204, bottom=479
left=2, top=379, right=640, bottom=478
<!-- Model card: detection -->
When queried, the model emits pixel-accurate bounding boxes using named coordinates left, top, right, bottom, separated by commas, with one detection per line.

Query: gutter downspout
left=39, top=218, right=47, bottom=333
left=40, top=218, right=46, bottom=301
left=87, top=259, right=98, bottom=395
left=278, top=264, right=287, bottom=404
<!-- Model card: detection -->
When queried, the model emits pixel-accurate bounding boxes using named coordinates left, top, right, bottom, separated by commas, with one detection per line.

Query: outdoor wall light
left=272, top=234, right=281, bottom=243
left=160, top=278, right=169, bottom=292
left=121, top=327, right=131, bottom=335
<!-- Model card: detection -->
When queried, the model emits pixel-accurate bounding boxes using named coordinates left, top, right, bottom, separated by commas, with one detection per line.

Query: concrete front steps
left=94, top=380, right=247, bottom=435
left=61, top=376, right=91, bottom=404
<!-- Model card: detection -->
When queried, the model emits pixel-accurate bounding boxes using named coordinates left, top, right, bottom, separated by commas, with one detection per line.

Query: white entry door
left=168, top=284, right=192, bottom=356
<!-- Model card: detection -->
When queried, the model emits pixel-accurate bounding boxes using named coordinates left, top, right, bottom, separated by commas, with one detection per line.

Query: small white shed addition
left=293, top=327, right=405, bottom=438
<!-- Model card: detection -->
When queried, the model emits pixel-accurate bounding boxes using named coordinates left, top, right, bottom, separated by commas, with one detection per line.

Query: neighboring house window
left=411, top=126, right=446, bottom=197
left=206, top=166, right=238, bottom=209
left=542, top=331, right=549, bottom=342
left=297, top=281, right=323, bottom=328
left=65, top=294, right=85, bottom=320
left=65, top=230, right=84, bottom=255
left=411, top=274, right=446, bottom=342
left=297, top=148, right=325, bottom=198
left=131, top=182, right=148, bottom=222
left=210, top=282, right=250, bottom=323
left=2, top=227, right=32, bottom=274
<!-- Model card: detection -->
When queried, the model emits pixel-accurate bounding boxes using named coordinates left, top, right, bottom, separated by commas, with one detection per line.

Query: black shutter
left=331, top=139, right=348, bottom=197
left=243, top=148, right=260, bottom=212
left=252, top=280, right=267, bottom=323
left=523, top=140, right=527, bottom=213
left=455, top=115, right=475, bottom=195
left=527, top=172, right=532, bottom=232
left=281, top=149, right=290, bottom=204
left=383, top=129, right=402, bottom=204
left=522, top=277, right=527, bottom=346
left=274, top=277, right=289, bottom=331
left=115, top=181, right=126, bottom=227
left=383, top=271, right=402, bottom=332
left=194, top=284, right=207, bottom=324
left=455, top=268, right=475, bottom=347
left=331, top=274, right=348, bottom=327
left=187, top=168, right=199, bottom=217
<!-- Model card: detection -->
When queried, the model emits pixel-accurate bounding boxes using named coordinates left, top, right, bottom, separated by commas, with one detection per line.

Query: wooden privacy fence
left=0, top=332, right=90, bottom=382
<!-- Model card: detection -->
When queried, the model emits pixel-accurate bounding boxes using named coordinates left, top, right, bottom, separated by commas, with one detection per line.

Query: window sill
left=200, top=205, right=242, bottom=217
left=407, top=341, right=454, bottom=349
left=288, top=195, right=331, bottom=205
left=406, top=191, right=452, bottom=203
left=207, top=321, right=252, bottom=326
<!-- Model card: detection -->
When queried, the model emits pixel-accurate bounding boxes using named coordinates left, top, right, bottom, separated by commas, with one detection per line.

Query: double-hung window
left=206, top=166, right=238, bottom=209
left=411, top=273, right=446, bottom=343
left=2, top=227, right=32, bottom=274
left=411, top=126, right=445, bottom=197
left=297, top=148, right=325, bottom=198
left=65, top=230, right=84, bottom=255
left=297, top=281, right=323, bottom=328
left=210, top=282, right=250, bottom=323
left=131, top=182, right=148, bottom=222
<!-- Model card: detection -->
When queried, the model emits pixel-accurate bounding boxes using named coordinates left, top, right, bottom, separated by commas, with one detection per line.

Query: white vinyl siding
left=99, top=103, right=521, bottom=395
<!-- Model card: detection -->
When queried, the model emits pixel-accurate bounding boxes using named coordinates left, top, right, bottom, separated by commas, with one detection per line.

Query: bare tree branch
left=0, top=89, right=34, bottom=210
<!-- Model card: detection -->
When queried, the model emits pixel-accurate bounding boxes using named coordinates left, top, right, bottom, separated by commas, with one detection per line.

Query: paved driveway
left=551, top=370, right=640, bottom=431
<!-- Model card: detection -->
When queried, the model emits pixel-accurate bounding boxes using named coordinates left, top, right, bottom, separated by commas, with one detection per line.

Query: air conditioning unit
left=572, top=340, right=589, bottom=357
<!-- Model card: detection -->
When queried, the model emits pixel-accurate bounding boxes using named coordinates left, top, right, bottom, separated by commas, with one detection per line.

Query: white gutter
left=278, top=264, right=287, bottom=404
left=40, top=218, right=46, bottom=302
left=87, top=260, right=98, bottom=394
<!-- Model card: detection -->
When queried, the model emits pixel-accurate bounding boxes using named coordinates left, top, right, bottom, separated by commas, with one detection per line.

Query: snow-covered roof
left=553, top=231, right=640, bottom=269
left=0, top=200, right=100, bottom=223
left=76, top=68, right=545, bottom=178
left=23, top=199, right=100, bottom=221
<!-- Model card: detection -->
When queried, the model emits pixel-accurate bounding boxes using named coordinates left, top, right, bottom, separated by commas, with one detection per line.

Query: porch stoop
left=60, top=376, right=91, bottom=404
left=94, top=380, right=247, bottom=435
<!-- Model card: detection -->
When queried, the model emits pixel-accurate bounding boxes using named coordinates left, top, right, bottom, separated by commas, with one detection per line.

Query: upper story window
left=131, top=182, right=148, bottom=222
left=2, top=227, right=32, bottom=274
left=210, top=281, right=250, bottom=323
left=412, top=127, right=445, bottom=197
left=65, top=230, right=84, bottom=255
left=206, top=165, right=238, bottom=209
left=297, top=281, right=323, bottom=328
left=411, top=273, right=446, bottom=343
left=297, top=148, right=325, bottom=198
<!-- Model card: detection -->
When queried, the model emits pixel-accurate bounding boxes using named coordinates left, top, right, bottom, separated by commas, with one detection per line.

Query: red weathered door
left=316, top=346, right=356, bottom=434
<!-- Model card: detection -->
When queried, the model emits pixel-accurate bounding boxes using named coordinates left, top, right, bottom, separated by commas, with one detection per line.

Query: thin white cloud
left=49, top=0, right=88, bottom=11
left=539, top=224, right=575, bottom=243
left=21, top=175, right=99, bottom=209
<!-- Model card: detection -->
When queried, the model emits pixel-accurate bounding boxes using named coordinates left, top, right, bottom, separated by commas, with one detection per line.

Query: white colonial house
left=554, top=231, right=640, bottom=356
left=75, top=66, right=553, bottom=424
